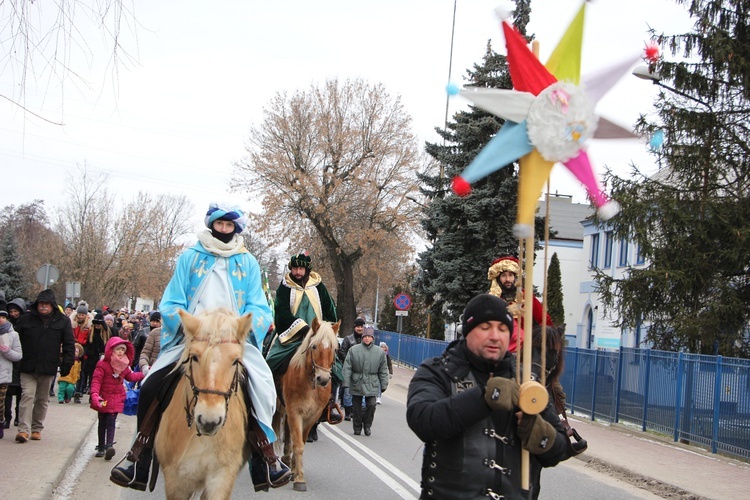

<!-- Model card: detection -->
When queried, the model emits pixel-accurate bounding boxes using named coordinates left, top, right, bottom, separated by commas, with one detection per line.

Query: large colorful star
left=451, top=3, right=651, bottom=237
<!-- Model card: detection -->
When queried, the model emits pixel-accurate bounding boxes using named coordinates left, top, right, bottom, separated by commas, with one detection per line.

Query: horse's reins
left=182, top=338, right=242, bottom=435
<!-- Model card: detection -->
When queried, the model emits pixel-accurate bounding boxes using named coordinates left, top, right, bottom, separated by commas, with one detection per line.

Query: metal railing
left=375, top=330, right=750, bottom=460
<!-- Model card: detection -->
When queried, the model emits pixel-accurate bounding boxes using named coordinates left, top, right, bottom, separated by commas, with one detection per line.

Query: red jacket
left=89, top=336, right=144, bottom=414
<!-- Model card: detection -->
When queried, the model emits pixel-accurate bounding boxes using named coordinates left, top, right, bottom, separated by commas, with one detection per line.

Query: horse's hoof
left=293, top=482, right=307, bottom=492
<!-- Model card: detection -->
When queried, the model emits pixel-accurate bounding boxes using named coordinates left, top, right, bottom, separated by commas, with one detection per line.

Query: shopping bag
left=123, top=380, right=140, bottom=416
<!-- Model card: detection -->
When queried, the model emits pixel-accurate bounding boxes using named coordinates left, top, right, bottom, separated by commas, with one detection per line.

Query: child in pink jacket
left=90, top=336, right=144, bottom=459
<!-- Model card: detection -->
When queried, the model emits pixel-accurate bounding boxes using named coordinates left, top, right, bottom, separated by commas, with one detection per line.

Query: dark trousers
left=76, top=369, right=92, bottom=396
left=4, top=385, right=20, bottom=424
left=98, top=412, right=118, bottom=449
left=351, top=395, right=376, bottom=432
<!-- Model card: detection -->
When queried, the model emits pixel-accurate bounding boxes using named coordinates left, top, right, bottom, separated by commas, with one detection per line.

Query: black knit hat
left=462, top=294, right=514, bottom=336
left=354, top=317, right=366, bottom=327
left=150, top=311, right=162, bottom=322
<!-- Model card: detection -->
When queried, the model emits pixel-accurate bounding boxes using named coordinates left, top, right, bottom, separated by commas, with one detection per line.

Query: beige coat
left=138, top=326, right=161, bottom=370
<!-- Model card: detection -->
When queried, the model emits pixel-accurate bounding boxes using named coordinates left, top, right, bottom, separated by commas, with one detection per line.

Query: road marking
left=322, top=425, right=420, bottom=497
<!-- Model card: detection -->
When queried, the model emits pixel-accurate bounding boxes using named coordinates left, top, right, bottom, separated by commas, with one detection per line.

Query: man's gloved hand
left=517, top=413, right=557, bottom=454
left=484, top=377, right=519, bottom=412
left=381, top=386, right=387, bottom=393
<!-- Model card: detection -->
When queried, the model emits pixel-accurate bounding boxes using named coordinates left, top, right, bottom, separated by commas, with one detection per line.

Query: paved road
left=2, top=363, right=749, bottom=499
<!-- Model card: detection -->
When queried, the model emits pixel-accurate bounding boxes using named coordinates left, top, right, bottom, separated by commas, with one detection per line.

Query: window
left=635, top=243, right=646, bottom=265
left=603, top=231, right=614, bottom=268
left=618, top=238, right=629, bottom=267
left=589, top=233, right=600, bottom=268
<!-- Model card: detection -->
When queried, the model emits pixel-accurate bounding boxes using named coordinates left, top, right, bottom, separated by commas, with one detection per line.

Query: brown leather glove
left=484, top=377, right=519, bottom=412
left=517, top=413, right=557, bottom=454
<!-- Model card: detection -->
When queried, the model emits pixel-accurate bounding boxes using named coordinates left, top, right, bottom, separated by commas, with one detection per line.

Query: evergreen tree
left=546, top=252, right=564, bottom=326
left=596, top=1, right=750, bottom=357
left=378, top=281, right=445, bottom=339
left=0, top=225, right=27, bottom=300
left=415, top=0, right=545, bottom=322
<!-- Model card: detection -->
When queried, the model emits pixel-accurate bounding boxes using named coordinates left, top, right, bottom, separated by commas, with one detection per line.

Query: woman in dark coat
left=82, top=313, right=111, bottom=397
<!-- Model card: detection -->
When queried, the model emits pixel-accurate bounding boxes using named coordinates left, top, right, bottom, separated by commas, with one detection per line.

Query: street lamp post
left=632, top=65, right=713, bottom=111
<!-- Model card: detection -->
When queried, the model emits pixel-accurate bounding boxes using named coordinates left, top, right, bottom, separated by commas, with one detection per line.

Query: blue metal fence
left=375, top=330, right=750, bottom=460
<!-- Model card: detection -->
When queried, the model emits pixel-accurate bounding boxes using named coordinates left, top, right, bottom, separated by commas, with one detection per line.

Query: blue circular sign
left=393, top=293, right=412, bottom=311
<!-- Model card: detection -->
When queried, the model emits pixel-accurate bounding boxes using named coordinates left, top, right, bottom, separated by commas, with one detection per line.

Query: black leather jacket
left=406, top=340, right=567, bottom=499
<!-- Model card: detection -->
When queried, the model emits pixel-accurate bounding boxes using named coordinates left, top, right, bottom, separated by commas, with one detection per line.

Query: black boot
left=306, top=423, right=318, bottom=442
left=352, top=404, right=363, bottom=435
left=344, top=406, right=352, bottom=421
left=250, top=454, right=292, bottom=492
left=110, top=448, right=151, bottom=491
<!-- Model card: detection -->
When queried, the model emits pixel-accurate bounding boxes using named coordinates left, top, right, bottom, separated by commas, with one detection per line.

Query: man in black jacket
left=406, top=294, right=568, bottom=499
left=14, top=289, right=75, bottom=443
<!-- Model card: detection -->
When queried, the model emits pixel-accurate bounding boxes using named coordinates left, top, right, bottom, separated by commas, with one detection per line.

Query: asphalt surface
left=2, top=364, right=749, bottom=500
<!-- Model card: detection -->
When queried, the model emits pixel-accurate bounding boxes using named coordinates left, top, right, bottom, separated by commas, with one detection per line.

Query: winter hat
left=462, top=294, right=514, bottom=337
left=289, top=252, right=312, bottom=270
left=354, top=318, right=366, bottom=327
left=65, top=302, right=74, bottom=310
left=76, top=303, right=89, bottom=314
left=362, top=327, right=374, bottom=338
left=7, top=298, right=26, bottom=314
left=150, top=311, right=161, bottom=322
left=104, top=314, right=114, bottom=322
left=32, top=289, right=58, bottom=310
left=204, top=202, right=247, bottom=234
left=0, top=309, right=7, bottom=317
left=93, top=312, right=105, bottom=325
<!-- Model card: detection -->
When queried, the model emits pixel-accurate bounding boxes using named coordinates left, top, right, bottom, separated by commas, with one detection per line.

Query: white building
left=533, top=194, right=648, bottom=350
left=533, top=195, right=591, bottom=344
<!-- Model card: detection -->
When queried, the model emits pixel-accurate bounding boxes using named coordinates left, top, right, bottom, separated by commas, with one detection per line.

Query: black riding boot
left=344, top=405, right=352, bottom=421
left=250, top=451, right=292, bottom=492
left=110, top=448, right=151, bottom=491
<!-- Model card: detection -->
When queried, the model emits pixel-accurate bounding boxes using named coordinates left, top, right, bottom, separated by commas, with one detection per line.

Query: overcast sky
left=1, top=0, right=693, bottom=232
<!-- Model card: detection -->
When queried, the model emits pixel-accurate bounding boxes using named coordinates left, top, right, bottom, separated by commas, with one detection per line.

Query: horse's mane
left=178, top=308, right=245, bottom=364
left=532, top=324, right=565, bottom=384
left=289, top=321, right=338, bottom=370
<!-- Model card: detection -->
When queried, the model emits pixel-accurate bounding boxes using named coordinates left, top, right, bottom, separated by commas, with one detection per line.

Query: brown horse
left=274, top=318, right=340, bottom=491
left=154, top=308, right=253, bottom=500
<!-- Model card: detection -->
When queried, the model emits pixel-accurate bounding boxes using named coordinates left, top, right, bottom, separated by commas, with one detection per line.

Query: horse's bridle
left=302, top=343, right=332, bottom=390
left=182, top=339, right=242, bottom=435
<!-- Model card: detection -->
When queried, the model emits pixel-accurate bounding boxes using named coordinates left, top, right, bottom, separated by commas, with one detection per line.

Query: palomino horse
left=274, top=317, right=340, bottom=491
left=154, top=308, right=253, bottom=500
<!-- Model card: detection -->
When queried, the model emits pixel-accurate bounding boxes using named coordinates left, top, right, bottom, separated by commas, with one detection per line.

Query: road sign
left=393, top=293, right=412, bottom=311
left=36, top=264, right=59, bottom=287
left=395, top=310, right=409, bottom=316
left=66, top=282, right=81, bottom=299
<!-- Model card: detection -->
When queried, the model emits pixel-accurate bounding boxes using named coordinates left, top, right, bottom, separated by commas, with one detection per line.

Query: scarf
left=111, top=355, right=130, bottom=377
left=196, top=229, right=247, bottom=257
left=0, top=322, right=11, bottom=334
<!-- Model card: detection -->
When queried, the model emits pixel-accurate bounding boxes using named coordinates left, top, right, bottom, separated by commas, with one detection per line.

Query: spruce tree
left=546, top=252, right=565, bottom=327
left=415, top=0, right=545, bottom=322
left=596, top=1, right=750, bottom=357
left=0, top=229, right=25, bottom=299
